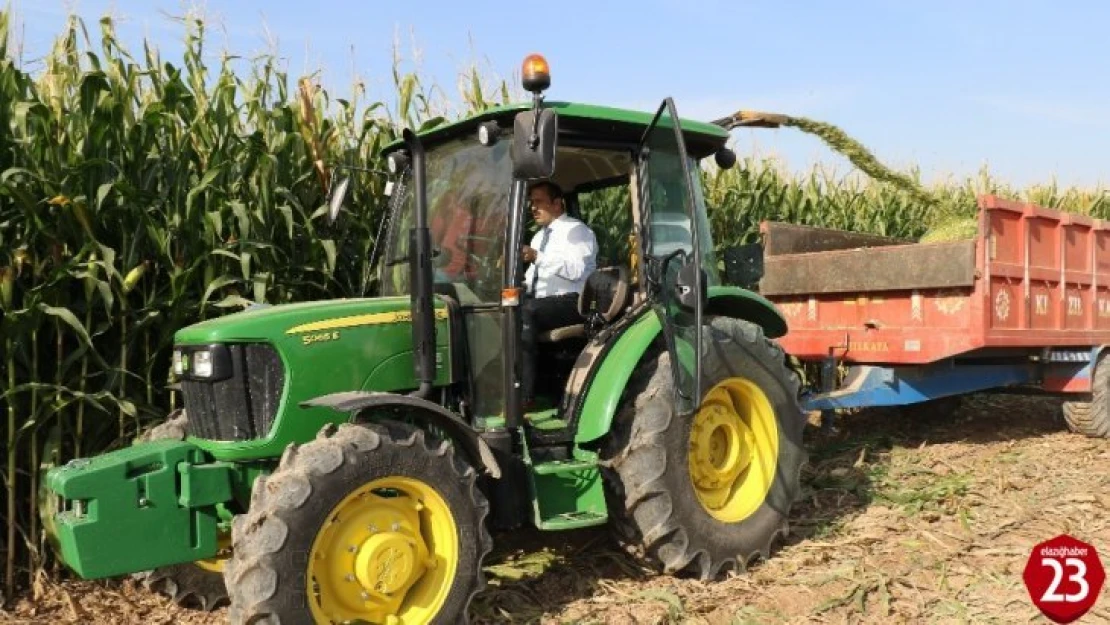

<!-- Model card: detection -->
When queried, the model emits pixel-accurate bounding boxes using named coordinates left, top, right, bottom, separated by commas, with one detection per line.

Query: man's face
left=529, top=188, right=562, bottom=227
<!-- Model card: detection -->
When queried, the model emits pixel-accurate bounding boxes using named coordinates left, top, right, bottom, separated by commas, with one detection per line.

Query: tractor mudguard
left=574, top=287, right=788, bottom=446
left=300, top=391, right=502, bottom=479
left=41, top=439, right=233, bottom=579
left=706, top=285, right=787, bottom=339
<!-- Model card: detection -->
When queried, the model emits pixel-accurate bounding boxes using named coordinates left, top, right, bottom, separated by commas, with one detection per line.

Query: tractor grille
left=181, top=343, right=285, bottom=441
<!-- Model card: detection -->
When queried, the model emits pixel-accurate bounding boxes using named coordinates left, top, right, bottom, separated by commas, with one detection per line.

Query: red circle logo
left=1023, top=534, right=1105, bottom=623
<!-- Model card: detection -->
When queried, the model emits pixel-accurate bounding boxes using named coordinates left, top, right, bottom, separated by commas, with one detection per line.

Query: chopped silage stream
left=5, top=394, right=1109, bottom=624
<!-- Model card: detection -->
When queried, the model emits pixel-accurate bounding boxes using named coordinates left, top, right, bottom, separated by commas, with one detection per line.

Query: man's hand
left=521, top=245, right=537, bottom=263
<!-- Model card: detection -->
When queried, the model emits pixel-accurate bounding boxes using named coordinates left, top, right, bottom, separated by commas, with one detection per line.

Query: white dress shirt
left=524, top=214, right=598, bottom=297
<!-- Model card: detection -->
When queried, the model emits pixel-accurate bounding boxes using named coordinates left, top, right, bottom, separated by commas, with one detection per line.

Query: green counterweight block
left=41, top=439, right=233, bottom=579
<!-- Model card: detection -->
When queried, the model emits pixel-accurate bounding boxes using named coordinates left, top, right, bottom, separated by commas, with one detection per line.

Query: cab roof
left=382, top=101, right=730, bottom=159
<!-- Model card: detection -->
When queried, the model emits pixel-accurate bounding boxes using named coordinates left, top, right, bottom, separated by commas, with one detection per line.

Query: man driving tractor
left=520, top=180, right=598, bottom=406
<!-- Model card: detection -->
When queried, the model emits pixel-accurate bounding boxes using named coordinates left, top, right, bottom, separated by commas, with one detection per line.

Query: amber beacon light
left=522, top=53, right=550, bottom=93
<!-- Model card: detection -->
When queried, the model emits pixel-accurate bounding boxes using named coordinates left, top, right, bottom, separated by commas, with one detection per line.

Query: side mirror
left=674, top=259, right=707, bottom=311
left=327, top=176, right=350, bottom=225
left=722, top=243, right=764, bottom=288
left=511, top=108, right=558, bottom=180
left=715, top=147, right=737, bottom=170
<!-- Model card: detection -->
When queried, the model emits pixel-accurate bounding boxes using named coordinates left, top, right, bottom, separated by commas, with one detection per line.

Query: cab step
left=529, top=456, right=608, bottom=530
left=532, top=458, right=596, bottom=475
left=538, top=510, right=608, bottom=531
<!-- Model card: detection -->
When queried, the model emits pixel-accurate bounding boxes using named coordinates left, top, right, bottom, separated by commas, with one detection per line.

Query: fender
left=573, top=287, right=788, bottom=446
left=300, top=391, right=501, bottom=479
left=706, top=285, right=787, bottom=339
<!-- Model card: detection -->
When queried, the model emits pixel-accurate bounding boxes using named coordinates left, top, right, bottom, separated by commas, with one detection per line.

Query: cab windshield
left=380, top=136, right=513, bottom=303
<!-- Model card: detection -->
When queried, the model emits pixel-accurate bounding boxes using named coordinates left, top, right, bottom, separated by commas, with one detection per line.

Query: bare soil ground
left=4, top=393, right=1109, bottom=624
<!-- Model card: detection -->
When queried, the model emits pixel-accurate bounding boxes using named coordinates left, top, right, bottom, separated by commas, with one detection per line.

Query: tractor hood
left=174, top=296, right=422, bottom=344
left=168, top=294, right=454, bottom=461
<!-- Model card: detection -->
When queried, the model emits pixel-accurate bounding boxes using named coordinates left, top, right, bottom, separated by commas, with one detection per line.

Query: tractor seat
left=538, top=266, right=631, bottom=343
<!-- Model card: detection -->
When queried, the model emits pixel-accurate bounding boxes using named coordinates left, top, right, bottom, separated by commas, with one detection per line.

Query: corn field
left=2, top=9, right=1110, bottom=605
left=0, top=11, right=508, bottom=601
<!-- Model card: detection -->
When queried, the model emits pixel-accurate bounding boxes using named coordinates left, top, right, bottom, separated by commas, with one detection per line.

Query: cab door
left=636, top=98, right=706, bottom=415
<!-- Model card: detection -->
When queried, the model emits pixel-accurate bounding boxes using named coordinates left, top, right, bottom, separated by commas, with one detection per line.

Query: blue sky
left=9, top=0, right=1110, bottom=187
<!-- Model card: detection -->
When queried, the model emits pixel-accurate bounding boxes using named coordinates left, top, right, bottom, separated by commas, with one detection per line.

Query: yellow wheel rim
left=688, top=378, right=779, bottom=522
left=307, top=477, right=458, bottom=625
left=195, top=530, right=231, bottom=573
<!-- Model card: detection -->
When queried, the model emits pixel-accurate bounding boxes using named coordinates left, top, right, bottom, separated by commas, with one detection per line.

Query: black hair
left=528, top=180, right=564, bottom=200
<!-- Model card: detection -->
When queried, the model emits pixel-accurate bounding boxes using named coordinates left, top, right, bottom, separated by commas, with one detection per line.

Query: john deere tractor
left=41, top=54, right=806, bottom=624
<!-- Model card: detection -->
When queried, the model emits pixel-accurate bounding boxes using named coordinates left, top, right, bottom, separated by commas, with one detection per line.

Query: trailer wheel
left=1062, top=354, right=1110, bottom=438
left=600, top=317, right=807, bottom=579
left=133, top=409, right=231, bottom=611
left=224, top=422, right=491, bottom=625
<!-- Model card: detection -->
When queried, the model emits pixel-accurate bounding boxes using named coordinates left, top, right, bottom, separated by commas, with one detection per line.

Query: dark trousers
left=521, top=293, right=581, bottom=403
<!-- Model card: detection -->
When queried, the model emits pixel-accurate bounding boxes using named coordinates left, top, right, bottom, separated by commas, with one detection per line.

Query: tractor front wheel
left=601, top=317, right=807, bottom=579
left=224, top=421, right=491, bottom=625
left=134, top=550, right=230, bottom=612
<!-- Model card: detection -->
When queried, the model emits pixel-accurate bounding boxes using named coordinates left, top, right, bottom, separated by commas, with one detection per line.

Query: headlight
left=387, top=150, right=410, bottom=175
left=174, top=344, right=233, bottom=381
left=193, top=350, right=213, bottom=378
left=477, top=121, right=500, bottom=146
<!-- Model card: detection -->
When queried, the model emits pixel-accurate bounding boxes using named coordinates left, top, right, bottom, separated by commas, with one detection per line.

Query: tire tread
left=600, top=317, right=806, bottom=580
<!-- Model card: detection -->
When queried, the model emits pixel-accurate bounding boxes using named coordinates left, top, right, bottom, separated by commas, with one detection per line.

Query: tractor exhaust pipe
left=403, top=128, right=436, bottom=399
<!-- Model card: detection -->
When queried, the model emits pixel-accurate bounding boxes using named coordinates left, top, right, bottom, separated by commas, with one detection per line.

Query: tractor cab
left=344, top=55, right=738, bottom=446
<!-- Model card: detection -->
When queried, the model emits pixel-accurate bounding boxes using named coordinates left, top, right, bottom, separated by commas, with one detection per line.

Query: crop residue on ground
left=5, top=393, right=1109, bottom=624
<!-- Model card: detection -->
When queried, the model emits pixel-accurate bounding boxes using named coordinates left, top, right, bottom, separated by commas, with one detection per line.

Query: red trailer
left=758, top=195, right=1110, bottom=436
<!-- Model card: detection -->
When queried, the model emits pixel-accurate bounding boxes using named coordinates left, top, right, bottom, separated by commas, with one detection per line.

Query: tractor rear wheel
left=1062, top=352, right=1110, bottom=438
left=224, top=421, right=491, bottom=625
left=133, top=409, right=230, bottom=611
left=601, top=317, right=807, bottom=579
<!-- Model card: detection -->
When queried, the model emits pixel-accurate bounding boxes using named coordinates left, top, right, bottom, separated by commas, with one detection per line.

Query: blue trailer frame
left=799, top=347, right=1101, bottom=418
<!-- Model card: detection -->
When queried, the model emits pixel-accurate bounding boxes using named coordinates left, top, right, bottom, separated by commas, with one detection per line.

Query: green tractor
left=41, top=55, right=807, bottom=624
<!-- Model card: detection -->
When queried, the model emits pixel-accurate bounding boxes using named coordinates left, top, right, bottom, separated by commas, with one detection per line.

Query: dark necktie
left=530, top=227, right=551, bottom=294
